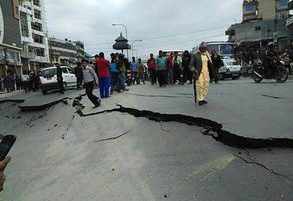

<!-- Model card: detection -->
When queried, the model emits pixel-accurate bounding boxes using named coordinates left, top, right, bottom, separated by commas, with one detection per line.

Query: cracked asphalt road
left=0, top=78, right=293, bottom=201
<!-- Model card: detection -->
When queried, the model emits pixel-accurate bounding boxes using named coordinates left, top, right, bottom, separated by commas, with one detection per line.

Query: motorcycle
left=252, top=57, right=289, bottom=83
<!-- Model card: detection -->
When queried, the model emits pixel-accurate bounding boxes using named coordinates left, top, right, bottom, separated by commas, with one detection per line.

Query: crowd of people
left=0, top=70, right=40, bottom=94
left=71, top=42, right=224, bottom=108
left=235, top=41, right=293, bottom=75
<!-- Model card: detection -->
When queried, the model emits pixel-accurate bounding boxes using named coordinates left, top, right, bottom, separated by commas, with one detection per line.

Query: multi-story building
left=0, top=0, right=22, bottom=77
left=18, top=0, right=49, bottom=72
left=226, top=0, right=293, bottom=49
left=74, top=41, right=85, bottom=62
left=286, top=0, right=293, bottom=31
left=49, top=38, right=79, bottom=66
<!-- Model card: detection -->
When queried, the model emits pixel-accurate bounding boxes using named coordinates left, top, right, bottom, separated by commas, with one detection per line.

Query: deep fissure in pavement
left=72, top=95, right=293, bottom=149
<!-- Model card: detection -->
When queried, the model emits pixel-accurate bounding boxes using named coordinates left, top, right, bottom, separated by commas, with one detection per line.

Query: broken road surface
left=1, top=79, right=293, bottom=201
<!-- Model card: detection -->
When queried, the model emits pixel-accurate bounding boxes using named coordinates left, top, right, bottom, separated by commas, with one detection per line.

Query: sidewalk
left=0, top=90, right=24, bottom=99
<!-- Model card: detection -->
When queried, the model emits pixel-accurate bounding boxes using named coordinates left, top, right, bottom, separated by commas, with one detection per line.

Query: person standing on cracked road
left=191, top=42, right=213, bottom=106
left=81, top=59, right=101, bottom=108
left=56, top=64, right=65, bottom=94
left=96, top=52, right=111, bottom=98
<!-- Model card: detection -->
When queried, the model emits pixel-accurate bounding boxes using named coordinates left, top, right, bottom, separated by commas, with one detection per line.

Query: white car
left=40, top=66, right=77, bottom=94
left=218, top=58, right=241, bottom=80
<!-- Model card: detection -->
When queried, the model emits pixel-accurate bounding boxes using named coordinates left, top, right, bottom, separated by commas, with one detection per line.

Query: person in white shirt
left=81, top=59, right=101, bottom=108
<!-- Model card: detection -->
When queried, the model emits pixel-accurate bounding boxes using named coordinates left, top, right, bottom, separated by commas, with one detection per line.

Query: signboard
left=277, top=0, right=288, bottom=10
left=243, top=2, right=257, bottom=15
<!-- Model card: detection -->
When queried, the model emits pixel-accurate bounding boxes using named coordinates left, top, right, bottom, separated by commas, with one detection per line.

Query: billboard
left=277, top=0, right=288, bottom=10
left=0, top=0, right=21, bottom=47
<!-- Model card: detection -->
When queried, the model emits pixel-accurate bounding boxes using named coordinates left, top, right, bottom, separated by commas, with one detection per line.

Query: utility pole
left=131, top=40, right=143, bottom=58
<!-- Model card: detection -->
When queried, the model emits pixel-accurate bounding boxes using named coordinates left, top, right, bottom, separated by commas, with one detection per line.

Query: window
left=34, top=9, right=41, bottom=20
left=20, top=12, right=29, bottom=37
left=33, top=0, right=40, bottom=7
left=0, top=48, right=5, bottom=60
left=67, top=68, right=74, bottom=74
left=62, top=68, right=68, bottom=73
left=6, top=50, right=20, bottom=62
left=34, top=48, right=45, bottom=57
left=33, top=34, right=43, bottom=44
left=41, top=68, right=57, bottom=77
left=220, top=44, right=234, bottom=56
left=31, top=22, right=42, bottom=32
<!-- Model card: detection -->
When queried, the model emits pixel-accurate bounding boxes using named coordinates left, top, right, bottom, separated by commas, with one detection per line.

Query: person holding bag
left=81, top=59, right=101, bottom=108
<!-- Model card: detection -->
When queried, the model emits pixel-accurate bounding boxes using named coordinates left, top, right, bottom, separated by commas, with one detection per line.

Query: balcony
left=21, top=50, right=36, bottom=59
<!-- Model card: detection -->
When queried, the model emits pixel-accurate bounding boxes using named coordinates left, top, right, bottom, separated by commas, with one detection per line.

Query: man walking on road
left=82, top=59, right=101, bottom=108
left=130, top=57, right=138, bottom=85
left=56, top=64, right=65, bottom=94
left=147, top=53, right=157, bottom=85
left=75, top=62, right=83, bottom=89
left=182, top=50, right=192, bottom=84
left=211, top=50, right=224, bottom=84
left=191, top=42, right=213, bottom=106
left=167, top=52, right=174, bottom=85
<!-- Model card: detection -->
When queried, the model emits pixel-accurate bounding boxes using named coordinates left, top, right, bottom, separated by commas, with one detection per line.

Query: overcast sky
left=46, top=0, right=242, bottom=58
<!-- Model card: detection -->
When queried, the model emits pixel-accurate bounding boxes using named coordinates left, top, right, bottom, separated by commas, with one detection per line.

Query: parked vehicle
left=39, top=66, right=77, bottom=94
left=218, top=58, right=241, bottom=80
left=252, top=58, right=289, bottom=83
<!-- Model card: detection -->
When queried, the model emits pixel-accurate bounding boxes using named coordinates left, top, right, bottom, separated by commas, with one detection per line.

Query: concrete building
left=49, top=38, right=80, bottom=66
left=0, top=0, right=22, bottom=77
left=18, top=0, right=49, bottom=72
left=226, top=0, right=293, bottom=48
left=286, top=0, right=293, bottom=31
left=74, top=41, right=85, bottom=62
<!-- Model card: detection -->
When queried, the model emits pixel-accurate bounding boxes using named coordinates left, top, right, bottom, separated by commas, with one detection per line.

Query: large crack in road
left=71, top=95, right=293, bottom=182
left=72, top=95, right=293, bottom=150
left=11, top=94, right=293, bottom=182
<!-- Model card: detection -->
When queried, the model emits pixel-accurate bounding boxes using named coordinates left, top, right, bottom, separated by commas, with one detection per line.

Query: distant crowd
left=0, top=70, right=40, bottom=93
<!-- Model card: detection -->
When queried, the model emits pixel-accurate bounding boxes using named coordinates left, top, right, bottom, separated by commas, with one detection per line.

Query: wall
left=258, top=0, right=276, bottom=20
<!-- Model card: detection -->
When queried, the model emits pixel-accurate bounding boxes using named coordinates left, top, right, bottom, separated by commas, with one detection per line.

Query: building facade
left=0, top=0, right=22, bottom=77
left=49, top=38, right=80, bottom=66
left=74, top=41, right=85, bottom=62
left=286, top=0, right=293, bottom=31
left=18, top=0, right=49, bottom=72
left=226, top=0, right=293, bottom=49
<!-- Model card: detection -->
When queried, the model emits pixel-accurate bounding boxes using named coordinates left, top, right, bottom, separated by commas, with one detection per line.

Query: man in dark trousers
left=75, top=62, right=83, bottom=89
left=211, top=50, right=224, bottom=83
left=56, top=64, right=64, bottom=94
left=81, top=59, right=101, bottom=108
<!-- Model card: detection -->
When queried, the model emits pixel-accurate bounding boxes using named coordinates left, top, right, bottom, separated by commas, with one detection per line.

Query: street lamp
left=112, top=24, right=128, bottom=39
left=131, top=40, right=143, bottom=58
left=112, top=24, right=129, bottom=58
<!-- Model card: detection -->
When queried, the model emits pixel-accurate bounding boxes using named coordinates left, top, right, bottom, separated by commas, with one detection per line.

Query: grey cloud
left=46, top=0, right=242, bottom=58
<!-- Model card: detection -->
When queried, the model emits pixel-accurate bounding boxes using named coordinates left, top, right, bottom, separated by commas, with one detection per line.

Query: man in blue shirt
left=130, top=57, right=138, bottom=85
left=110, top=53, right=119, bottom=92
left=156, top=50, right=167, bottom=87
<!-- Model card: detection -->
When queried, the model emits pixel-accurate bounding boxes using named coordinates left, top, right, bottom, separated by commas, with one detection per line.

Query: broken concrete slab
left=19, top=97, right=69, bottom=111
left=0, top=98, right=25, bottom=104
